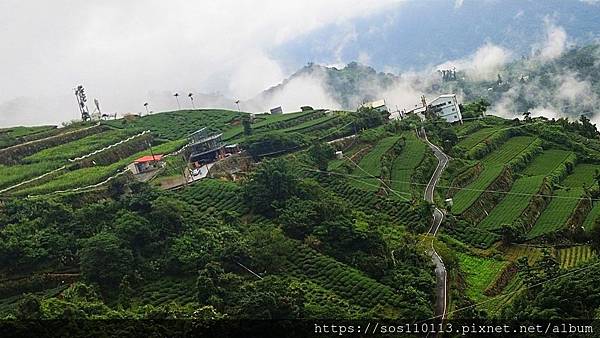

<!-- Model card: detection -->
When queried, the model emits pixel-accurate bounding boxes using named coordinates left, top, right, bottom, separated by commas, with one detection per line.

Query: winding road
left=420, top=128, right=450, bottom=322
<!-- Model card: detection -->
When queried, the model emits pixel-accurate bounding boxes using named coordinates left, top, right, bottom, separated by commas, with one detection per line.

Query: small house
left=128, top=154, right=164, bottom=175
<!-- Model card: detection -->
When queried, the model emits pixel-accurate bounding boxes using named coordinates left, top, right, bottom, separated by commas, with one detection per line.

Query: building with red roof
left=128, top=154, right=164, bottom=175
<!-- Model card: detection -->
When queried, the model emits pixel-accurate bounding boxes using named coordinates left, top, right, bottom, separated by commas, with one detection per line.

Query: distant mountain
left=277, top=0, right=600, bottom=72
left=251, top=43, right=600, bottom=120
left=249, top=62, right=399, bottom=111
left=442, top=44, right=600, bottom=119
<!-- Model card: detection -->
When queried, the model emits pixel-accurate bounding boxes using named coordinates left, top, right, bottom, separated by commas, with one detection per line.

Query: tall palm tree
left=143, top=102, right=149, bottom=115
left=174, top=93, right=181, bottom=110
left=188, top=93, right=195, bottom=109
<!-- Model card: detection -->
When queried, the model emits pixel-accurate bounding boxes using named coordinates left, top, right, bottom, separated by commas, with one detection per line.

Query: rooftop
left=134, top=154, right=163, bottom=163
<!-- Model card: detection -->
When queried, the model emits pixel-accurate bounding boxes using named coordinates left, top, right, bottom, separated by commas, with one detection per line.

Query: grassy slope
left=350, top=136, right=401, bottom=191
left=13, top=139, right=186, bottom=196
left=452, top=136, right=537, bottom=214
left=457, top=126, right=501, bottom=150
left=457, top=252, right=507, bottom=303
left=478, top=149, right=572, bottom=231
left=528, top=163, right=596, bottom=238
left=390, top=133, right=427, bottom=194
left=23, top=129, right=134, bottom=162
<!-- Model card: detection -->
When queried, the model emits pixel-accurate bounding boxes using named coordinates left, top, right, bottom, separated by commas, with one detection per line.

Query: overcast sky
left=0, top=0, right=401, bottom=126
left=2, top=0, right=599, bottom=127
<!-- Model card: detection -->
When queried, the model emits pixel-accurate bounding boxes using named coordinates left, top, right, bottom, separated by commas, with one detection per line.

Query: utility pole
left=181, top=153, right=189, bottom=187
left=146, top=139, right=156, bottom=160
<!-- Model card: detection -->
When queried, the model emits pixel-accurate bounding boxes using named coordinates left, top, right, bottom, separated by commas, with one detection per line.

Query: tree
left=235, top=276, right=305, bottom=319
left=79, top=232, right=133, bottom=289
left=242, top=131, right=308, bottom=159
left=352, top=106, right=386, bottom=130
left=16, top=294, right=42, bottom=320
left=308, top=141, right=334, bottom=171
left=501, top=222, right=523, bottom=244
left=243, top=159, right=298, bottom=216
left=439, top=127, right=458, bottom=152
left=241, top=115, right=253, bottom=136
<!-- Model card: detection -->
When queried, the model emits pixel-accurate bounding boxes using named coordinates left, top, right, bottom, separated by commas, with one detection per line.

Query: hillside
left=1, top=103, right=600, bottom=328
left=250, top=62, right=399, bottom=110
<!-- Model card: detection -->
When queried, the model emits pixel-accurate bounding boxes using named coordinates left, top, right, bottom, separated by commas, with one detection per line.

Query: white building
left=428, top=94, right=462, bottom=123
left=406, top=94, right=462, bottom=123
left=361, top=99, right=388, bottom=114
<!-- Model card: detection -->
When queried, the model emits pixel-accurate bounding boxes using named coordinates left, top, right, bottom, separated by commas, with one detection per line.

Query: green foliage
left=242, top=131, right=309, bottom=159
left=308, top=141, right=335, bottom=171
left=243, top=159, right=299, bottom=216
left=452, top=136, right=540, bottom=214
left=79, top=232, right=134, bottom=289
left=350, top=136, right=400, bottom=191
left=460, top=99, right=490, bottom=119
left=457, top=252, right=508, bottom=302
left=103, top=109, right=239, bottom=140
left=390, top=133, right=427, bottom=196
left=557, top=246, right=595, bottom=269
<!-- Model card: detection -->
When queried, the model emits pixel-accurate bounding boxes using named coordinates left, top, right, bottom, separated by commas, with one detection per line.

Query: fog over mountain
left=1, top=0, right=600, bottom=127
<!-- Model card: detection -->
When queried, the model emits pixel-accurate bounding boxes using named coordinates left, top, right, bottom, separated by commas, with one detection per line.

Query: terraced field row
left=528, top=162, right=595, bottom=238
left=390, top=133, right=427, bottom=195
left=105, top=109, right=240, bottom=140
left=478, top=149, right=573, bottom=232
left=0, top=125, right=58, bottom=149
left=11, top=139, right=186, bottom=196
left=350, top=136, right=401, bottom=191
left=478, top=176, right=545, bottom=230
left=452, top=136, right=539, bottom=214
left=457, top=252, right=508, bottom=302
left=22, top=129, right=134, bottom=163
left=283, top=240, right=406, bottom=311
left=137, top=277, right=196, bottom=306
left=323, top=177, right=422, bottom=227
left=583, top=202, right=600, bottom=231
left=177, top=178, right=248, bottom=215
left=222, top=110, right=319, bottom=140
left=502, top=245, right=543, bottom=264
left=457, top=126, right=502, bottom=150
left=558, top=246, right=595, bottom=269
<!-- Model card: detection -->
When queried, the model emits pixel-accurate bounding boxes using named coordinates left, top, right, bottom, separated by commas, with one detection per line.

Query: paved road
left=420, top=128, right=449, bottom=322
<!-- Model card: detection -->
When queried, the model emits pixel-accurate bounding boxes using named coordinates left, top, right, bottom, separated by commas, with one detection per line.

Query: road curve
left=420, top=128, right=449, bottom=322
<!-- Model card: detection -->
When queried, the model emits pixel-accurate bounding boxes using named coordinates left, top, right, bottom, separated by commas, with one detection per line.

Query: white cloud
left=0, top=0, right=401, bottom=126
left=358, top=51, right=372, bottom=65
left=454, top=0, right=465, bottom=9
left=536, top=18, right=568, bottom=61
left=438, top=43, right=512, bottom=81
left=260, top=72, right=342, bottom=113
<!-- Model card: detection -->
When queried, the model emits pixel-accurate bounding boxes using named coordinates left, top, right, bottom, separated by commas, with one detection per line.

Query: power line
left=342, top=155, right=411, bottom=201
left=298, top=167, right=600, bottom=203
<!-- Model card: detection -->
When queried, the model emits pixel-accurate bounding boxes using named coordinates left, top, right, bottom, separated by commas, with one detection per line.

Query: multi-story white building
left=427, top=94, right=462, bottom=123
left=406, top=94, right=463, bottom=123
